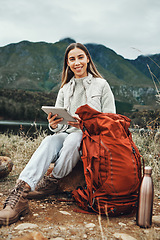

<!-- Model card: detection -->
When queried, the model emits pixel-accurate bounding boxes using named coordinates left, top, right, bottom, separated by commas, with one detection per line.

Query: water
left=0, top=120, right=48, bottom=134
left=0, top=120, right=156, bottom=135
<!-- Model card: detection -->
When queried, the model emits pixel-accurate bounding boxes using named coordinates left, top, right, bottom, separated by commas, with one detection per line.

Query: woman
left=0, top=43, right=116, bottom=226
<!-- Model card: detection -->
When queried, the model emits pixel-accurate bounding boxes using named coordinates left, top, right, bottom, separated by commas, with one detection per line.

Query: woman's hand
left=67, top=117, right=81, bottom=129
left=47, top=112, right=63, bottom=129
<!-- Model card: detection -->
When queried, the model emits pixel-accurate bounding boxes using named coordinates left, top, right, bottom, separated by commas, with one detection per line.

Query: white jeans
left=19, top=131, right=83, bottom=191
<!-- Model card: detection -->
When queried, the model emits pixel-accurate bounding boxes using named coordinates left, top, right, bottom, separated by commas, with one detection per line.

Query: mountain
left=0, top=39, right=69, bottom=91
left=0, top=38, right=159, bottom=113
left=128, top=54, right=160, bottom=82
left=84, top=44, right=158, bottom=107
left=85, top=44, right=152, bottom=87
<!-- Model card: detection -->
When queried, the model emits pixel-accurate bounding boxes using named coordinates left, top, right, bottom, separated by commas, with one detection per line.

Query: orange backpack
left=72, top=104, right=142, bottom=216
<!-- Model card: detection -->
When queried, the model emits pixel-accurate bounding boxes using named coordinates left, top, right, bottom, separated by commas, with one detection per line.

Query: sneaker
left=27, top=174, right=59, bottom=199
left=0, top=180, right=30, bottom=226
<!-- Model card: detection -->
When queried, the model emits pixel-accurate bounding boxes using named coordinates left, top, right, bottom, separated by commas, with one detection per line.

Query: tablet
left=41, top=106, right=77, bottom=125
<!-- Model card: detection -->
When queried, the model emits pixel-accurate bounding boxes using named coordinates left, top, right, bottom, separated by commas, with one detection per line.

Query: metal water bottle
left=137, top=166, right=154, bottom=228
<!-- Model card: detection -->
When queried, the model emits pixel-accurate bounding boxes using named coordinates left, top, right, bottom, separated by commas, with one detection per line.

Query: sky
left=0, top=0, right=160, bottom=59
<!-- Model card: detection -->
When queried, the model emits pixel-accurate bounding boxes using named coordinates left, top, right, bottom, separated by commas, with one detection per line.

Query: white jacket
left=50, top=73, right=116, bottom=133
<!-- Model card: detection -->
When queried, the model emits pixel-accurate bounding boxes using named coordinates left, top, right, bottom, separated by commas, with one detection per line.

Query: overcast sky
left=0, top=0, right=160, bottom=59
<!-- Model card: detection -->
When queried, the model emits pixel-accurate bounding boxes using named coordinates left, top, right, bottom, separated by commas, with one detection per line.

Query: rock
left=83, top=234, right=88, bottom=238
left=48, top=161, right=85, bottom=192
left=152, top=215, right=160, bottom=226
left=12, top=231, right=48, bottom=240
left=50, top=238, right=65, bottom=240
left=113, top=233, right=137, bottom=240
left=85, top=223, right=96, bottom=229
left=118, top=222, right=127, bottom=227
left=0, top=156, right=13, bottom=178
left=143, top=229, right=150, bottom=234
left=59, top=210, right=71, bottom=215
left=33, top=213, right=39, bottom=216
left=14, top=223, right=39, bottom=230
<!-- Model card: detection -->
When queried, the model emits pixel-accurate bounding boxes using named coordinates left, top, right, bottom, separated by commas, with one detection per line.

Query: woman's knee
left=44, top=132, right=65, bottom=141
left=63, top=131, right=82, bottom=149
left=41, top=135, right=53, bottom=145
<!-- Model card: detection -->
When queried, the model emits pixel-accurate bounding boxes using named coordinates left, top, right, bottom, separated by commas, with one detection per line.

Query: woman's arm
left=55, top=88, right=64, bottom=108
left=48, top=88, right=66, bottom=133
left=101, top=81, right=116, bottom=113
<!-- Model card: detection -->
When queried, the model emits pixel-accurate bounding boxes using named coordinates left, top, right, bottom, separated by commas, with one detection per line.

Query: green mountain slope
left=128, top=54, right=160, bottom=81
left=0, top=39, right=71, bottom=91
left=85, top=44, right=153, bottom=87
left=0, top=38, right=153, bottom=90
left=0, top=38, right=158, bottom=112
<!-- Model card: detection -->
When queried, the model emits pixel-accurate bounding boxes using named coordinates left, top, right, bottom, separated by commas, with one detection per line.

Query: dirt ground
left=0, top=178, right=160, bottom=240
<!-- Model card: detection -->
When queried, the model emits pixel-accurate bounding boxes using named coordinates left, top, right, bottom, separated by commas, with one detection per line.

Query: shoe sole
left=0, top=207, right=30, bottom=226
left=27, top=190, right=58, bottom=199
left=27, top=185, right=59, bottom=199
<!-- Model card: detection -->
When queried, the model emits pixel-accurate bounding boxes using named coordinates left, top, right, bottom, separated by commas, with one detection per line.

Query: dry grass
left=0, top=129, right=48, bottom=181
left=0, top=128, right=159, bottom=240
left=0, top=129, right=159, bottom=190
left=132, top=130, right=159, bottom=190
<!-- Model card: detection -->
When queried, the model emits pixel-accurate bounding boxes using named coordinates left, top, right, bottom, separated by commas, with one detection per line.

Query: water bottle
left=137, top=166, right=154, bottom=228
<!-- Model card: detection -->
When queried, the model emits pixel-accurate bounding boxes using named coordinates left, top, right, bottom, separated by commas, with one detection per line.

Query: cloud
left=0, top=0, right=160, bottom=59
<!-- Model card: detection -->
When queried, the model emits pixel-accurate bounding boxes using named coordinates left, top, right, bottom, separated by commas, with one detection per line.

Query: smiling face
left=67, top=47, right=89, bottom=79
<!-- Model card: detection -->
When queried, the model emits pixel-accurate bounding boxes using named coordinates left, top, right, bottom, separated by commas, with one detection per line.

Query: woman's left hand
left=67, top=117, right=81, bottom=129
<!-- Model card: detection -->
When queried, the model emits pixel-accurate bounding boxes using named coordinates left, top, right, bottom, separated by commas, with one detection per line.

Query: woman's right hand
left=47, top=112, right=63, bottom=129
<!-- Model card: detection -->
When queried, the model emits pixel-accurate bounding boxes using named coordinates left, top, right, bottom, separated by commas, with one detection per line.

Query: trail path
left=0, top=188, right=159, bottom=240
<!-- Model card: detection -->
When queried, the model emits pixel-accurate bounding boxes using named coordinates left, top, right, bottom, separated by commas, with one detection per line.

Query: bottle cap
left=144, top=166, right=152, bottom=174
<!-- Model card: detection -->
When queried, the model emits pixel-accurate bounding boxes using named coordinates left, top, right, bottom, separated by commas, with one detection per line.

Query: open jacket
left=49, top=73, right=116, bottom=133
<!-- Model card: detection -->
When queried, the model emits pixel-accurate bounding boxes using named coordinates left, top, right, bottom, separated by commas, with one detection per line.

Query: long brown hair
left=61, top=43, right=103, bottom=88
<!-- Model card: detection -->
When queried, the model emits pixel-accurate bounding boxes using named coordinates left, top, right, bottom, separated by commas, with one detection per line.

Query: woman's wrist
left=50, top=124, right=58, bottom=129
left=48, top=124, right=58, bottom=133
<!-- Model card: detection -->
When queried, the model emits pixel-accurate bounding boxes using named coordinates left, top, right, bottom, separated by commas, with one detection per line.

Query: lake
left=0, top=120, right=155, bottom=135
left=0, top=120, right=48, bottom=134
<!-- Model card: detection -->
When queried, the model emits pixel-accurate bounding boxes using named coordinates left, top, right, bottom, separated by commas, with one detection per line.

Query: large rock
left=0, top=156, right=13, bottom=178
left=47, top=161, right=85, bottom=192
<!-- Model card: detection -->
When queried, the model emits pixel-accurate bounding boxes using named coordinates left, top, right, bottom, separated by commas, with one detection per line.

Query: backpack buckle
left=132, top=146, right=136, bottom=153
left=82, top=125, right=86, bottom=132
left=87, top=197, right=95, bottom=211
